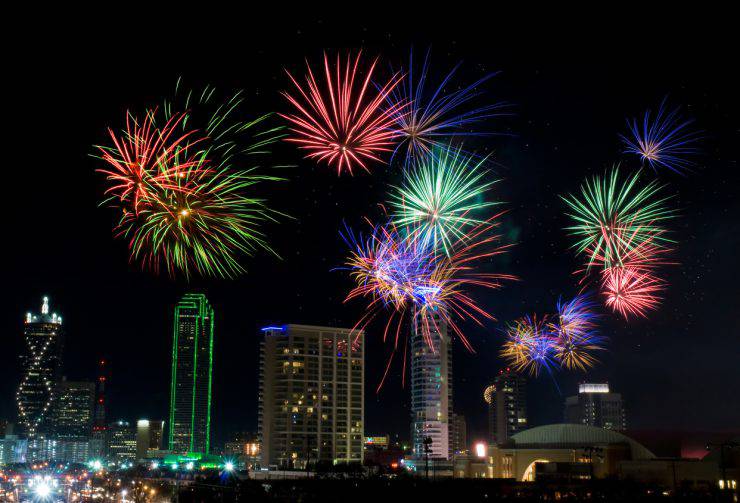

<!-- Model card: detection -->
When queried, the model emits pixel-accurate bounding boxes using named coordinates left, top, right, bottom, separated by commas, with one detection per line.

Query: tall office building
left=564, top=383, right=626, bottom=430
left=136, top=420, right=164, bottom=460
left=107, top=420, right=137, bottom=463
left=410, top=309, right=453, bottom=461
left=451, top=413, right=468, bottom=456
left=484, top=368, right=528, bottom=445
left=17, top=297, right=65, bottom=438
left=258, top=324, right=364, bottom=468
left=168, top=293, right=214, bottom=454
left=53, top=379, right=95, bottom=463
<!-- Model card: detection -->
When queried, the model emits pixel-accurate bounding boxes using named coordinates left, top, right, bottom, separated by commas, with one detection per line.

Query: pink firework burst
left=601, top=266, right=664, bottom=319
left=281, top=52, right=405, bottom=175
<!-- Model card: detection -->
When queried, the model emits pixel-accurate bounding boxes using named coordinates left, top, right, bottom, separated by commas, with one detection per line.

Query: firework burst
left=500, top=315, right=555, bottom=376
left=342, top=215, right=515, bottom=388
left=548, top=295, right=603, bottom=371
left=281, top=52, right=404, bottom=175
left=96, top=83, right=287, bottom=279
left=561, top=167, right=674, bottom=270
left=621, top=98, right=702, bottom=175
left=501, top=295, right=604, bottom=375
left=388, top=146, right=499, bottom=256
left=385, top=48, right=508, bottom=166
left=601, top=266, right=664, bottom=319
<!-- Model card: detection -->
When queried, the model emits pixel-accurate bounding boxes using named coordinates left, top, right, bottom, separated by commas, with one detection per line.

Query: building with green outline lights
left=169, top=293, right=214, bottom=454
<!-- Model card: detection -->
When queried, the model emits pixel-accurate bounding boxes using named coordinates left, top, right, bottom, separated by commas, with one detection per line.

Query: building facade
left=258, top=324, right=364, bottom=468
left=107, top=420, right=137, bottom=463
left=410, top=309, right=453, bottom=461
left=169, top=293, right=214, bottom=454
left=53, top=379, right=95, bottom=463
left=485, top=368, right=528, bottom=445
left=136, top=420, right=165, bottom=460
left=564, top=383, right=626, bottom=430
left=451, top=413, right=468, bottom=456
left=17, top=297, right=65, bottom=438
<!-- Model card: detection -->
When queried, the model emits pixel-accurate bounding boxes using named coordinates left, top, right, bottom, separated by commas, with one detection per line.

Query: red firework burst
left=96, top=110, right=204, bottom=214
left=281, top=52, right=404, bottom=175
left=601, top=265, right=663, bottom=319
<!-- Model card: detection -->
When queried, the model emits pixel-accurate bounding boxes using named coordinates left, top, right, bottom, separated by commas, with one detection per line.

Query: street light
left=224, top=462, right=234, bottom=472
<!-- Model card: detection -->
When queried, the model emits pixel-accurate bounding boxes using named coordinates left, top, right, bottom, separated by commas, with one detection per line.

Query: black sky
left=4, top=15, right=739, bottom=448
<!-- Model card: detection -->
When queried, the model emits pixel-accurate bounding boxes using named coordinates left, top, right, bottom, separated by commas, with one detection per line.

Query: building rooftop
left=24, top=296, right=62, bottom=325
left=510, top=424, right=655, bottom=460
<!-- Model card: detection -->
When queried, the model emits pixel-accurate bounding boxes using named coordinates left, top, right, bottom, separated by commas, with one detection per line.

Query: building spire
left=41, top=296, right=49, bottom=315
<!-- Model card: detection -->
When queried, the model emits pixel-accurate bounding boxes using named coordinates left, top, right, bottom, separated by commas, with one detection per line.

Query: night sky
left=4, top=16, right=739, bottom=449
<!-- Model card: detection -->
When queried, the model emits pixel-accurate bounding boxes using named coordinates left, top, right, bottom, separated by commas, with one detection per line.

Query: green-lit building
left=169, top=293, right=214, bottom=454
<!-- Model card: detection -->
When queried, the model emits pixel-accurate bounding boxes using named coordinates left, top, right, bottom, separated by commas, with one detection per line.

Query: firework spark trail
left=549, top=295, right=604, bottom=371
left=96, top=83, right=287, bottom=279
left=621, top=97, right=702, bottom=175
left=601, top=266, right=664, bottom=319
left=96, top=111, right=206, bottom=214
left=561, top=167, right=675, bottom=270
left=281, top=52, right=405, bottom=175
left=384, top=48, right=509, bottom=167
left=501, top=295, right=604, bottom=374
left=388, top=145, right=500, bottom=256
left=342, top=213, right=515, bottom=388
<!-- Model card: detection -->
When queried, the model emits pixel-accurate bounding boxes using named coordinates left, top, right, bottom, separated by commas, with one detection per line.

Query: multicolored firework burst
left=621, top=98, right=702, bottom=175
left=281, top=52, right=405, bottom=175
left=388, top=146, right=499, bottom=256
left=385, top=48, right=508, bottom=166
left=501, top=295, right=603, bottom=375
left=561, top=167, right=674, bottom=270
left=95, top=83, right=287, bottom=279
left=548, top=295, right=603, bottom=371
left=342, top=215, right=515, bottom=389
left=500, top=315, right=555, bottom=376
left=601, top=266, right=664, bottom=319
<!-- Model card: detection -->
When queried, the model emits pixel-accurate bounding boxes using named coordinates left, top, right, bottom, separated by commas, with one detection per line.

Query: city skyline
left=4, top=18, right=740, bottom=454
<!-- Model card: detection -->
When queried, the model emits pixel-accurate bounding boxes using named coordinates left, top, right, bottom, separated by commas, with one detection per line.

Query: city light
left=475, top=442, right=487, bottom=458
left=34, top=481, right=51, bottom=498
left=224, top=461, right=234, bottom=472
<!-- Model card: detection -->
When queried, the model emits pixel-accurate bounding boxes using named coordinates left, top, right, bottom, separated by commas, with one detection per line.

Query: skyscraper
left=17, top=296, right=64, bottom=438
left=451, top=412, right=468, bottom=456
left=484, top=368, right=528, bottom=445
left=258, top=324, right=364, bottom=468
left=107, top=420, right=137, bottom=463
left=410, top=309, right=453, bottom=461
left=564, top=383, right=626, bottom=430
left=168, top=293, right=214, bottom=454
left=53, top=379, right=95, bottom=463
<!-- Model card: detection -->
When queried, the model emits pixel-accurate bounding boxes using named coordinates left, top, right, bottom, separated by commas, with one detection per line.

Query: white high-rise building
left=258, top=324, right=364, bottom=468
left=410, top=308, right=452, bottom=461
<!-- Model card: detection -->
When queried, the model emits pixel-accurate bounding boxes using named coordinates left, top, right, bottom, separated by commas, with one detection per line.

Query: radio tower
left=90, top=358, right=108, bottom=458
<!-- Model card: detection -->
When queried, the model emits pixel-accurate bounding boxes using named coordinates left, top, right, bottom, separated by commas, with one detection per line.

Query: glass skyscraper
left=168, top=293, right=214, bottom=454
left=17, top=297, right=64, bottom=438
left=410, top=308, right=453, bottom=461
